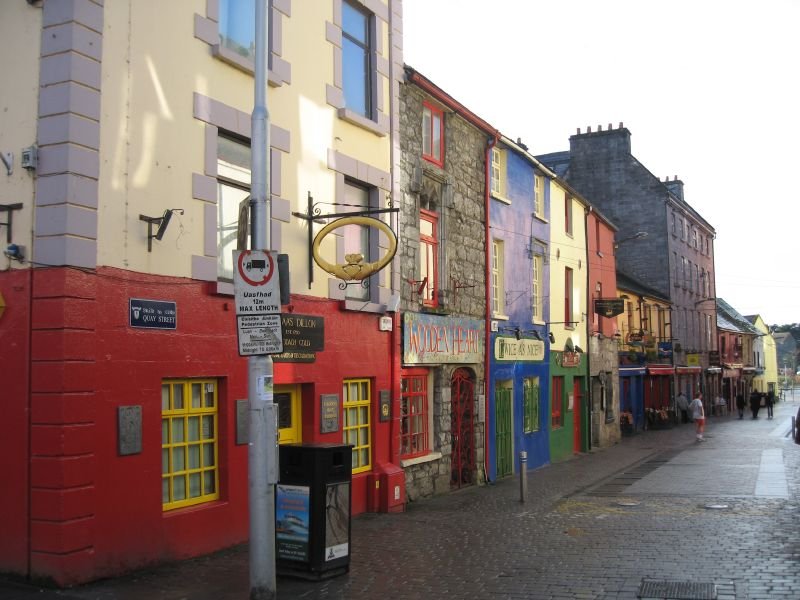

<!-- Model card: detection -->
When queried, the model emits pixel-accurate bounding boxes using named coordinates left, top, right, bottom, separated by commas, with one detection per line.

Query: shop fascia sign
left=560, top=351, right=582, bottom=368
left=494, top=336, right=545, bottom=362
left=402, top=312, right=484, bottom=364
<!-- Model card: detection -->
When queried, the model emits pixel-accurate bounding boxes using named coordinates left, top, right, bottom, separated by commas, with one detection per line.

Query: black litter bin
left=276, top=443, right=352, bottom=580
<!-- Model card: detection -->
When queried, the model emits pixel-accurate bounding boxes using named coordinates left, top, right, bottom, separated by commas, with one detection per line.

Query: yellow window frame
left=275, top=384, right=302, bottom=445
left=161, top=379, right=220, bottom=511
left=343, top=378, right=371, bottom=474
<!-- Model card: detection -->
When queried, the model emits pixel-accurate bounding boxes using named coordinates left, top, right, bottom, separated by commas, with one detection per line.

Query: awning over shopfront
left=647, top=366, right=674, bottom=375
left=706, top=367, right=722, bottom=374
left=676, top=366, right=702, bottom=374
left=619, top=366, right=646, bottom=376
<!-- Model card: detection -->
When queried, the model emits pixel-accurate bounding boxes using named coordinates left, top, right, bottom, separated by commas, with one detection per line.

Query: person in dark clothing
left=736, top=393, right=746, bottom=419
left=765, top=391, right=775, bottom=419
left=749, top=390, right=761, bottom=419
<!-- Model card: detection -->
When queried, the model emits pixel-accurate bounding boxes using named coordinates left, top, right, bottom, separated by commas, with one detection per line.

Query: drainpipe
left=584, top=205, right=592, bottom=452
left=484, top=134, right=497, bottom=482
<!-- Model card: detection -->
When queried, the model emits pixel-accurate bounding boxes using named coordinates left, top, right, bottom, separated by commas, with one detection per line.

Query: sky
left=403, top=0, right=800, bottom=326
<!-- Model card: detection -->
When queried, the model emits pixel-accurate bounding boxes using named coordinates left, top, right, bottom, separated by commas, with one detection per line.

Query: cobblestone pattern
left=7, top=399, right=800, bottom=599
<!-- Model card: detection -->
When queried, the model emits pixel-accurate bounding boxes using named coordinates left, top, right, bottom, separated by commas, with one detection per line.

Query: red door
left=573, top=378, right=583, bottom=453
left=450, top=368, right=475, bottom=489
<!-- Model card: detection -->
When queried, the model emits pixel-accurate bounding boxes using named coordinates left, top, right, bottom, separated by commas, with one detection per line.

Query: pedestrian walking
left=736, top=393, right=745, bottom=419
left=676, top=391, right=689, bottom=424
left=749, top=390, right=761, bottom=419
left=690, top=392, right=705, bottom=441
left=765, top=391, right=775, bottom=419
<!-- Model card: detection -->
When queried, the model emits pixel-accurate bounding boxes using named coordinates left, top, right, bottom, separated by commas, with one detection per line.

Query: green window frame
left=343, top=378, right=372, bottom=474
left=523, top=377, right=540, bottom=433
left=162, top=379, right=219, bottom=511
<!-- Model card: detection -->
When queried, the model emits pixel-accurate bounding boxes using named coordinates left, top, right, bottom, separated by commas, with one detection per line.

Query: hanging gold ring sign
left=312, top=216, right=397, bottom=281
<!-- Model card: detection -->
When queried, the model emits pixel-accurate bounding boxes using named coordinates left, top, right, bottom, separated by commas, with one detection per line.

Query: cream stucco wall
left=548, top=180, right=588, bottom=349
left=0, top=3, right=41, bottom=268
left=97, top=1, right=393, bottom=299
left=750, top=314, right=778, bottom=393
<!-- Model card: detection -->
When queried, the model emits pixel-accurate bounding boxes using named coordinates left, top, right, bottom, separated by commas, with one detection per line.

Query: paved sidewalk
left=4, top=397, right=800, bottom=599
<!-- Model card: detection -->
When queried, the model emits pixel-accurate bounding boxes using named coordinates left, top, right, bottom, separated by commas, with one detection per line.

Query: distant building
left=745, top=315, right=778, bottom=395
left=538, top=124, right=718, bottom=404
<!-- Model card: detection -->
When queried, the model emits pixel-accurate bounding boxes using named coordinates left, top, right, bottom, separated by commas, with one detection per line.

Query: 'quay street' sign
left=129, top=298, right=177, bottom=330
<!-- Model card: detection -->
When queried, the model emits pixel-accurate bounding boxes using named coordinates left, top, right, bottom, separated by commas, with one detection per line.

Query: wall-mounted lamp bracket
left=1, top=152, right=13, bottom=176
left=0, top=203, right=23, bottom=244
left=139, top=209, right=184, bottom=252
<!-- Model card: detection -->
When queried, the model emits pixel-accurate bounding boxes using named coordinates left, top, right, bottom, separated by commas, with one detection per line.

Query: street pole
left=249, top=2, right=277, bottom=599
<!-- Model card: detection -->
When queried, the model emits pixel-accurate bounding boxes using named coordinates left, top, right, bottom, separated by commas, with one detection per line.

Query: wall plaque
left=320, top=394, right=340, bottom=434
left=118, top=405, right=142, bottom=455
left=236, top=399, right=249, bottom=445
left=379, top=390, right=390, bottom=422
left=129, top=298, right=177, bottom=330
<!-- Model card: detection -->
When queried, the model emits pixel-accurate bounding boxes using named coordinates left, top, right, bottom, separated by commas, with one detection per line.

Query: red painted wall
left=0, top=270, right=32, bottom=574
left=13, top=266, right=393, bottom=585
left=587, top=213, right=617, bottom=337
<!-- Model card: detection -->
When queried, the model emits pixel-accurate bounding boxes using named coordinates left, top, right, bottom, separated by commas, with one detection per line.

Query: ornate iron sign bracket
left=292, top=192, right=398, bottom=289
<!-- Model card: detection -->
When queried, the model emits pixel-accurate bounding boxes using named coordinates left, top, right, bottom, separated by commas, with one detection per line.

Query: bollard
left=519, top=451, right=528, bottom=503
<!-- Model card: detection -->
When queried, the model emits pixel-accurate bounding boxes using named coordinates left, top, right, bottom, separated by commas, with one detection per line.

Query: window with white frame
left=342, top=180, right=372, bottom=300
left=342, top=1, right=373, bottom=119
left=217, top=135, right=251, bottom=281
left=492, top=239, right=505, bottom=316
left=219, top=0, right=256, bottom=61
left=533, top=173, right=544, bottom=218
left=490, top=148, right=507, bottom=199
left=532, top=254, right=543, bottom=321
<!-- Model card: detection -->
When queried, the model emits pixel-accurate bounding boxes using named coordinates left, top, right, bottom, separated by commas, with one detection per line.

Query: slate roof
left=616, top=271, right=670, bottom=303
left=716, top=298, right=762, bottom=335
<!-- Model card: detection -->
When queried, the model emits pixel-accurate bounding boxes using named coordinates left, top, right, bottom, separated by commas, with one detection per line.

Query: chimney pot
left=577, top=127, right=581, bottom=134
left=619, top=122, right=624, bottom=129
left=598, top=124, right=602, bottom=131
left=587, top=126, right=592, bottom=133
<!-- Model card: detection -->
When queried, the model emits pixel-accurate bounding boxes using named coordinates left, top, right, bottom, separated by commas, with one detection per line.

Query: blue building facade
left=487, top=139, right=552, bottom=480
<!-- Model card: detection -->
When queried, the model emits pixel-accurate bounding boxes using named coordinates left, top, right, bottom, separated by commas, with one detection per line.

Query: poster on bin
left=276, top=484, right=310, bottom=562
left=325, top=482, right=350, bottom=561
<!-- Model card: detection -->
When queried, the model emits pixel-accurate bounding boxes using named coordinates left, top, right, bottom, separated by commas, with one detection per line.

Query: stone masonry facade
left=398, top=79, right=488, bottom=501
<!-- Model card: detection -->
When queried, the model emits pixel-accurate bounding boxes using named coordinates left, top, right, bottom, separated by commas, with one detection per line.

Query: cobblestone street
left=5, top=397, right=800, bottom=600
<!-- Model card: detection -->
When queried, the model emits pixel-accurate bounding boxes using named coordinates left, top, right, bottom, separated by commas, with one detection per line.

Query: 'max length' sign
left=403, top=313, right=484, bottom=364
